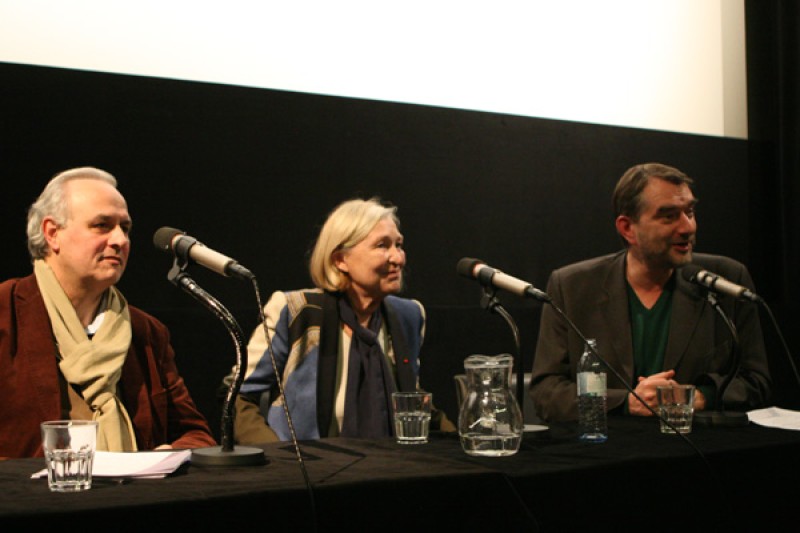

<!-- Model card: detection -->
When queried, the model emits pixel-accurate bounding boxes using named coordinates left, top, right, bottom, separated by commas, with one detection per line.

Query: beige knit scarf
left=34, top=259, right=138, bottom=451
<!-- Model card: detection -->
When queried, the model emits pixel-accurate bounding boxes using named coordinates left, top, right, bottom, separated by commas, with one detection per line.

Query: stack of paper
left=747, top=407, right=800, bottom=430
left=31, top=449, right=192, bottom=480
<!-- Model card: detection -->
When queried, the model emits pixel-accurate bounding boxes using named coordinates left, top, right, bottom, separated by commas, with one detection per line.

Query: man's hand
left=628, top=370, right=676, bottom=416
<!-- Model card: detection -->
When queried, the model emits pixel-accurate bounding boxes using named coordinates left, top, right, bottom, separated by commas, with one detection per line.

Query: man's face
left=44, top=179, right=132, bottom=296
left=626, top=178, right=697, bottom=271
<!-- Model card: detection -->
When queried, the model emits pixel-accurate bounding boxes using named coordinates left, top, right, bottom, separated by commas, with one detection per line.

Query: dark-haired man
left=530, top=162, right=771, bottom=422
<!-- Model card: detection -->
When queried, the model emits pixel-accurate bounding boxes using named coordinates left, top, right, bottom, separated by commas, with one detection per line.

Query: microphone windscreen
left=680, top=263, right=703, bottom=282
left=153, top=226, right=183, bottom=252
left=456, top=257, right=483, bottom=278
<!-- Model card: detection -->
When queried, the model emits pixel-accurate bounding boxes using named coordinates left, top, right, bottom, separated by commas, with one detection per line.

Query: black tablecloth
left=2, top=417, right=798, bottom=532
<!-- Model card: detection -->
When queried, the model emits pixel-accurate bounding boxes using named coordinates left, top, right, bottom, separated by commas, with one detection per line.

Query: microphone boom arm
left=169, top=269, right=243, bottom=451
left=480, top=286, right=524, bottom=409
left=706, top=292, right=740, bottom=411
left=165, top=260, right=265, bottom=465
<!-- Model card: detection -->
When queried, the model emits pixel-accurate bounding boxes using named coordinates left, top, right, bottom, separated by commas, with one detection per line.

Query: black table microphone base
left=191, top=445, right=267, bottom=466
left=694, top=410, right=749, bottom=427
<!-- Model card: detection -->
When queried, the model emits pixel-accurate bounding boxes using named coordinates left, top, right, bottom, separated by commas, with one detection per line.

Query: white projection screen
left=0, top=0, right=747, bottom=138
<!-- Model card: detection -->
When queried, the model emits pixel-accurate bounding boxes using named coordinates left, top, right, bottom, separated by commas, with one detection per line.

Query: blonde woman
left=235, top=197, right=454, bottom=442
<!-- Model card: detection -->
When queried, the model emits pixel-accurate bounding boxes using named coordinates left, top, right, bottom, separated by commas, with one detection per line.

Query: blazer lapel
left=599, top=253, right=635, bottom=384
left=664, top=272, right=706, bottom=370
left=15, top=275, right=63, bottom=421
left=382, top=300, right=416, bottom=392
left=316, top=291, right=340, bottom=437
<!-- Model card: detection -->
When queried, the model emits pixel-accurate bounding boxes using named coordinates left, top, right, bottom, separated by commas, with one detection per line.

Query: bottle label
left=577, top=372, right=606, bottom=395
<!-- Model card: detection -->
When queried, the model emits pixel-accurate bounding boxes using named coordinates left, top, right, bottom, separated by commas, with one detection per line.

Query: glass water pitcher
left=458, top=353, right=524, bottom=457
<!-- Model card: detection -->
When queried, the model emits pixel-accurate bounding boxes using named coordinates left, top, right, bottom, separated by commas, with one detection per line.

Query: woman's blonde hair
left=309, top=197, right=399, bottom=291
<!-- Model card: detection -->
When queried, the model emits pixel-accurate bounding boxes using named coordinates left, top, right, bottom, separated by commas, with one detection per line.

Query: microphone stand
left=694, top=292, right=748, bottom=427
left=479, top=286, right=525, bottom=418
left=759, top=300, right=800, bottom=389
left=166, top=260, right=266, bottom=466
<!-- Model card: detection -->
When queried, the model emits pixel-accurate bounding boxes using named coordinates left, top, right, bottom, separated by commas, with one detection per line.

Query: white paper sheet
left=31, top=449, right=192, bottom=480
left=747, top=407, right=800, bottom=430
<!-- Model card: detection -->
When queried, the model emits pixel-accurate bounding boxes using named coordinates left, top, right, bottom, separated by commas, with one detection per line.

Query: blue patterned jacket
left=236, top=289, right=424, bottom=441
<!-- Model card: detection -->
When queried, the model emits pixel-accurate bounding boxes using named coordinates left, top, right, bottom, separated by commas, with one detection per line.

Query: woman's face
left=334, top=218, right=406, bottom=303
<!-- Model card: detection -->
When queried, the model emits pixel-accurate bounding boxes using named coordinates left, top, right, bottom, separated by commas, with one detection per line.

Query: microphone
left=680, top=264, right=760, bottom=302
left=457, top=257, right=550, bottom=302
left=153, top=226, right=255, bottom=281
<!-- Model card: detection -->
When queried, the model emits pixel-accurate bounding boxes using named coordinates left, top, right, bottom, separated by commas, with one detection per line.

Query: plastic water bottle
left=577, top=338, right=607, bottom=442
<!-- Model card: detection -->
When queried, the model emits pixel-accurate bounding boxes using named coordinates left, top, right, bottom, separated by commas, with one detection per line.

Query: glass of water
left=40, top=420, right=98, bottom=492
left=656, top=385, right=696, bottom=434
left=392, top=391, right=432, bottom=444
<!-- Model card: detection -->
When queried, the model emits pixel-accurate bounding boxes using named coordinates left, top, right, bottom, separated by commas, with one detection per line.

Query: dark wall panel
left=1, top=62, right=762, bottom=434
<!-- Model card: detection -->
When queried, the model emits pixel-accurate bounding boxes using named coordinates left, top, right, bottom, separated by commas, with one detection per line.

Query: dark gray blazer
left=530, top=250, right=772, bottom=422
